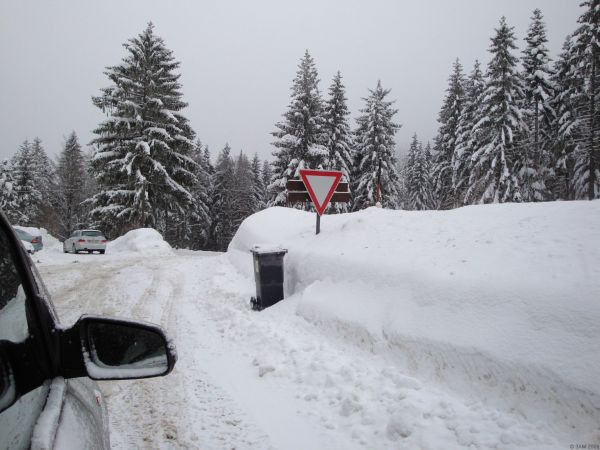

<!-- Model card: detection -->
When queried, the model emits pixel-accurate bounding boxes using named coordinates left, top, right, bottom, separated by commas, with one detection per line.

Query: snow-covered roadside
left=32, top=201, right=600, bottom=448
left=229, top=201, right=600, bottom=445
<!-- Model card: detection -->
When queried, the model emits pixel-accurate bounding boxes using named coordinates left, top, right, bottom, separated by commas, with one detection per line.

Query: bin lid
left=250, top=244, right=288, bottom=255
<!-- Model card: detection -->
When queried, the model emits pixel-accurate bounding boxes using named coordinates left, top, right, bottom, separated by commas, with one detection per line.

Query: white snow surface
left=230, top=201, right=600, bottom=444
left=32, top=201, right=600, bottom=449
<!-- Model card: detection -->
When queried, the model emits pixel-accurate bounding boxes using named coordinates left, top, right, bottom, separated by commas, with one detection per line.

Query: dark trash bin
left=250, top=245, right=287, bottom=311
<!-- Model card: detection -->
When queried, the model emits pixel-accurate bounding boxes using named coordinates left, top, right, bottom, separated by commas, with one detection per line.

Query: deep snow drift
left=229, top=201, right=600, bottom=442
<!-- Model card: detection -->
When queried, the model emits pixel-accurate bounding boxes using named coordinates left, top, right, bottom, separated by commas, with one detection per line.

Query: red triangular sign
left=299, top=169, right=343, bottom=216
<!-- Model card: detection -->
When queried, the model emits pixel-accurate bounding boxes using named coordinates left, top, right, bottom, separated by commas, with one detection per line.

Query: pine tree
left=521, top=8, right=555, bottom=201
left=432, top=58, right=465, bottom=209
left=11, top=140, right=42, bottom=225
left=453, top=60, right=485, bottom=206
left=211, top=144, right=236, bottom=251
left=80, top=149, right=99, bottom=224
left=270, top=50, right=327, bottom=206
left=250, top=153, right=265, bottom=211
left=56, top=132, right=87, bottom=237
left=261, top=160, right=273, bottom=205
left=404, top=134, right=433, bottom=210
left=30, top=138, right=58, bottom=229
left=233, top=151, right=256, bottom=229
left=90, top=23, right=198, bottom=238
left=467, top=17, right=526, bottom=204
left=551, top=35, right=579, bottom=200
left=200, top=145, right=215, bottom=249
left=323, top=72, right=353, bottom=177
left=0, top=160, right=18, bottom=219
left=396, top=154, right=409, bottom=210
left=569, top=0, right=600, bottom=199
left=183, top=140, right=211, bottom=249
left=323, top=71, right=354, bottom=212
left=352, top=80, right=401, bottom=210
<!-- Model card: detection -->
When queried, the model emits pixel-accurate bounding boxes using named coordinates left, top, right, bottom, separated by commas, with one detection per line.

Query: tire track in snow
left=42, top=251, right=272, bottom=449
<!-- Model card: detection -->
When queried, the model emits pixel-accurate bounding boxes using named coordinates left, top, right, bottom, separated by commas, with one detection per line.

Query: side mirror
left=61, top=315, right=177, bottom=380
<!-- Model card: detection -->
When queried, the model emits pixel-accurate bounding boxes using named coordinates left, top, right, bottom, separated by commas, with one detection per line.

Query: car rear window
left=82, top=231, right=103, bottom=237
left=15, top=229, right=30, bottom=239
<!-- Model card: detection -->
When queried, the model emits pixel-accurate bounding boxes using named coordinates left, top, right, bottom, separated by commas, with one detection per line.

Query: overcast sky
left=0, top=1, right=582, bottom=163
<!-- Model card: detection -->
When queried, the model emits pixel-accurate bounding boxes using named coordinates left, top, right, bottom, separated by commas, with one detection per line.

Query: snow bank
left=229, top=201, right=600, bottom=438
left=108, top=228, right=173, bottom=255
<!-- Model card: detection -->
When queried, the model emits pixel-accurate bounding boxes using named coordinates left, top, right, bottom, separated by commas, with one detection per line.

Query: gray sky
left=0, top=1, right=581, bottom=163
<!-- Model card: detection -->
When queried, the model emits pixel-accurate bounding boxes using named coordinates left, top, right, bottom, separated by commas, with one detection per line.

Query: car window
left=82, top=231, right=102, bottom=237
left=0, top=227, right=51, bottom=450
left=14, top=229, right=30, bottom=241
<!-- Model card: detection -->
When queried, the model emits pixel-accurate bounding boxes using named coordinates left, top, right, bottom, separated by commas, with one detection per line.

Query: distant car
left=64, top=229, right=108, bottom=254
left=14, top=228, right=43, bottom=252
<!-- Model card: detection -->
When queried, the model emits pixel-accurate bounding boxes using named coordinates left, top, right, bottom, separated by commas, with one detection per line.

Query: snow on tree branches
left=352, top=80, right=401, bottom=210
left=269, top=50, right=327, bottom=207
left=90, top=22, right=199, bottom=238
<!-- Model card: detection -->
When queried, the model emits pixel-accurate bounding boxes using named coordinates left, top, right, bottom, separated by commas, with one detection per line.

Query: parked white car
left=63, top=229, right=108, bottom=254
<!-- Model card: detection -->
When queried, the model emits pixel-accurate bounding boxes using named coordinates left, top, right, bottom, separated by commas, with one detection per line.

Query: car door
left=1, top=211, right=176, bottom=449
left=0, top=219, right=55, bottom=449
left=27, top=250, right=110, bottom=449
left=0, top=222, right=109, bottom=449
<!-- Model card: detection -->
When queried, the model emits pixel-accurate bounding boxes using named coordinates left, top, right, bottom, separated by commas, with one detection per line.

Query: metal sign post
left=286, top=170, right=350, bottom=235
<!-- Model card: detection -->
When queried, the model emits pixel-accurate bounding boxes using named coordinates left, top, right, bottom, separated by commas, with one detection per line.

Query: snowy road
left=34, top=245, right=575, bottom=450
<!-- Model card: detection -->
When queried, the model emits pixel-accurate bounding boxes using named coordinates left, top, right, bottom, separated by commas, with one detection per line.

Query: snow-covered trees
left=323, top=71, right=354, bottom=180
left=352, top=81, right=401, bottom=210
left=55, top=132, right=87, bottom=237
left=453, top=60, right=485, bottom=206
left=251, top=153, right=265, bottom=211
left=568, top=0, right=600, bottom=199
left=404, top=134, right=434, bottom=210
left=0, top=160, right=17, bottom=218
left=323, top=71, right=354, bottom=212
left=466, top=17, right=526, bottom=204
left=9, top=139, right=55, bottom=226
left=270, top=51, right=327, bottom=206
left=210, top=144, right=236, bottom=251
left=9, top=141, right=39, bottom=224
left=551, top=36, right=579, bottom=200
left=261, top=160, right=273, bottom=203
left=521, top=8, right=555, bottom=201
left=432, top=59, right=465, bottom=209
left=90, top=23, right=199, bottom=239
left=233, top=152, right=256, bottom=228
left=180, top=140, right=212, bottom=250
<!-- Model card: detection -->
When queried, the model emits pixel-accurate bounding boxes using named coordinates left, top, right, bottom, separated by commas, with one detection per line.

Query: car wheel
left=72, top=244, right=78, bottom=254
left=63, top=246, right=68, bottom=253
left=99, top=250, right=105, bottom=254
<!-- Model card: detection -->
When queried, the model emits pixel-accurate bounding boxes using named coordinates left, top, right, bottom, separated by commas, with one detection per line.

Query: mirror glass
left=85, top=321, right=169, bottom=379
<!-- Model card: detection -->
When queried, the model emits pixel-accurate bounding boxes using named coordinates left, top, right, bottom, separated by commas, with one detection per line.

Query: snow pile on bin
left=228, top=201, right=600, bottom=439
left=108, top=228, right=173, bottom=255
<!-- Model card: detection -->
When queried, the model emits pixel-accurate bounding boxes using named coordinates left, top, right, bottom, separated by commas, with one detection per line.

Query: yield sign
left=299, top=169, right=343, bottom=216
